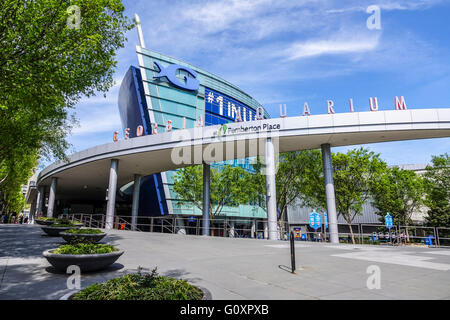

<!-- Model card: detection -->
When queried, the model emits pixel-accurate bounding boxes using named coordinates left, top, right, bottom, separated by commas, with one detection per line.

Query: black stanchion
left=290, top=231, right=296, bottom=274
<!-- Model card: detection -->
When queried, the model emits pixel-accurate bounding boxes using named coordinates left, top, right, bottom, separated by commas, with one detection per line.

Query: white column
left=47, top=177, right=57, bottom=218
left=176, top=216, right=186, bottom=235
left=36, top=186, right=44, bottom=219
left=29, top=198, right=37, bottom=224
left=131, top=174, right=141, bottom=231
left=265, top=138, right=278, bottom=240
left=321, top=144, right=339, bottom=244
left=202, top=163, right=210, bottom=236
left=105, top=159, right=119, bottom=230
left=263, top=221, right=268, bottom=239
left=251, top=219, right=256, bottom=238
left=229, top=219, right=235, bottom=238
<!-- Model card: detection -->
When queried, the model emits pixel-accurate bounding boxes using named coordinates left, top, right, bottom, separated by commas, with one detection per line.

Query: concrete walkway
left=0, top=224, right=449, bottom=300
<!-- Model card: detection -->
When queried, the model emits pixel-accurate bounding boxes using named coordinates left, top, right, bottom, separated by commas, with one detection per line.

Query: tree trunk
left=405, top=219, right=410, bottom=242
left=278, top=207, right=286, bottom=240
left=347, top=209, right=356, bottom=244
left=348, top=223, right=356, bottom=244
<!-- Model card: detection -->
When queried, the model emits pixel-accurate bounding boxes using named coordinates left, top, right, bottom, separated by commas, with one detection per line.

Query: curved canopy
left=37, top=109, right=450, bottom=201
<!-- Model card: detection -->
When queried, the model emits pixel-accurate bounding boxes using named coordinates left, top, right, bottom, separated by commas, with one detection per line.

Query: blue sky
left=67, top=0, right=450, bottom=166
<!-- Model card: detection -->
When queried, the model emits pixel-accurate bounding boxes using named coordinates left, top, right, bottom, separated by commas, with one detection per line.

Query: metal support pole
left=47, top=177, right=58, bottom=218
left=265, top=138, right=278, bottom=240
left=321, top=144, right=339, bottom=244
left=433, top=227, right=438, bottom=248
left=290, top=231, right=296, bottom=274
left=105, top=159, right=119, bottom=230
left=131, top=174, right=141, bottom=231
left=202, top=162, right=211, bottom=236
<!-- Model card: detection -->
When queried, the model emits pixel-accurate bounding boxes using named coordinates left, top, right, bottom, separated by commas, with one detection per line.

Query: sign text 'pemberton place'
left=113, top=96, right=408, bottom=142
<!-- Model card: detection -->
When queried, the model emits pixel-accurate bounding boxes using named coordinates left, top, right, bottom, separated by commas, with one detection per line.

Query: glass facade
left=118, top=46, right=269, bottom=218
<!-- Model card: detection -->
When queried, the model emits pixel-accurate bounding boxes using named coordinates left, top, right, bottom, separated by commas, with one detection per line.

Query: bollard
left=290, top=231, right=296, bottom=274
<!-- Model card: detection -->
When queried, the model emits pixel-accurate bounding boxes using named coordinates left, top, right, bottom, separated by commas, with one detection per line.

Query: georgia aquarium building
left=117, top=43, right=270, bottom=224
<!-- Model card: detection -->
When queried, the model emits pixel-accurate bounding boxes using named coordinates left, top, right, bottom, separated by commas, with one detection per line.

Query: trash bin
left=426, top=235, right=434, bottom=246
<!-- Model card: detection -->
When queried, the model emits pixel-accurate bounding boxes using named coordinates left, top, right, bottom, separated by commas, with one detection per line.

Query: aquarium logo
left=153, top=62, right=200, bottom=91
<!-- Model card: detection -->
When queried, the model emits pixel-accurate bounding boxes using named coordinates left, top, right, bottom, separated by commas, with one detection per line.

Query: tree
left=253, top=150, right=323, bottom=236
left=173, top=164, right=259, bottom=225
left=0, top=1, right=133, bottom=212
left=298, top=148, right=387, bottom=244
left=0, top=152, right=38, bottom=214
left=331, top=148, right=387, bottom=244
left=371, top=167, right=426, bottom=241
left=424, top=154, right=450, bottom=227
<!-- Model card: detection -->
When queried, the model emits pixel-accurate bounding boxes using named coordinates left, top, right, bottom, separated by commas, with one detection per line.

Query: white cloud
left=72, top=110, right=121, bottom=135
left=326, top=0, right=445, bottom=13
left=284, top=35, right=380, bottom=60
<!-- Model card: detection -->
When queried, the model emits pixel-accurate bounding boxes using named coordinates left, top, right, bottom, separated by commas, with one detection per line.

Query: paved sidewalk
left=0, top=224, right=449, bottom=299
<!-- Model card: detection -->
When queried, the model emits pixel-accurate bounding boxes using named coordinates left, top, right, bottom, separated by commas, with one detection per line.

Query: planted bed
left=41, top=223, right=82, bottom=236
left=61, top=228, right=106, bottom=244
left=43, top=243, right=123, bottom=272
left=65, top=268, right=206, bottom=300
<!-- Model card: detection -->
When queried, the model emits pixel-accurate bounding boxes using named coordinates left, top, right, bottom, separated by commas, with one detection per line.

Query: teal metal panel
left=136, top=47, right=268, bottom=219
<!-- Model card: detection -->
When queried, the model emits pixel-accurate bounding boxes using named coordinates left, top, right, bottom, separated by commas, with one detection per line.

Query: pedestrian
left=2, top=214, right=8, bottom=224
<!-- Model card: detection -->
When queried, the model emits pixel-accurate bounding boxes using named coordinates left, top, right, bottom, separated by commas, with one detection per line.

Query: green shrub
left=72, top=268, right=203, bottom=300
left=53, top=243, right=117, bottom=255
left=56, top=219, right=82, bottom=225
left=51, top=224, right=76, bottom=228
left=65, top=228, right=103, bottom=234
left=37, top=217, right=57, bottom=221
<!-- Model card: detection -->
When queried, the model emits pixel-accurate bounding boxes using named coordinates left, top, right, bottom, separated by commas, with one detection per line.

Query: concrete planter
left=43, top=249, right=124, bottom=273
left=60, top=284, right=211, bottom=300
left=40, top=225, right=81, bottom=237
left=60, top=232, right=106, bottom=244
left=35, top=219, right=56, bottom=226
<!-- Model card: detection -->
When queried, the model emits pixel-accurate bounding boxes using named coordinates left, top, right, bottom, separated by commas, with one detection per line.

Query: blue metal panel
left=205, top=87, right=258, bottom=123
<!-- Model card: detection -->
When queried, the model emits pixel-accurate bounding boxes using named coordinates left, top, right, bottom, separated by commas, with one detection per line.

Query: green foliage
left=53, top=243, right=116, bottom=254
left=37, top=217, right=57, bottom=221
left=253, top=150, right=323, bottom=227
left=333, top=149, right=386, bottom=217
left=65, top=228, right=103, bottom=234
left=173, top=164, right=257, bottom=218
left=0, top=152, right=38, bottom=214
left=298, top=147, right=387, bottom=244
left=55, top=218, right=81, bottom=225
left=424, top=154, right=450, bottom=227
left=51, top=223, right=78, bottom=227
left=0, top=1, right=133, bottom=214
left=372, top=166, right=425, bottom=227
left=72, top=268, right=203, bottom=300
